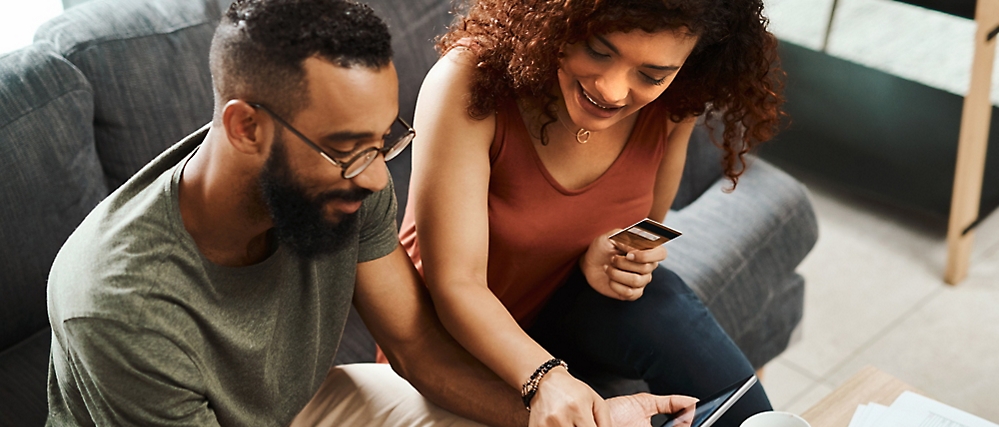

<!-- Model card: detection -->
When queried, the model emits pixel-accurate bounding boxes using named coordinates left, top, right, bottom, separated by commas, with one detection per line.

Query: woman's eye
left=585, top=43, right=610, bottom=59
left=642, top=73, right=668, bottom=86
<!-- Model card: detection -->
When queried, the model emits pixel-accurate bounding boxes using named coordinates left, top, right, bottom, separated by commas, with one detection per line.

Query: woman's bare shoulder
left=416, top=46, right=495, bottom=147
left=419, top=46, right=495, bottom=125
left=423, top=46, right=478, bottom=90
left=443, top=45, right=478, bottom=67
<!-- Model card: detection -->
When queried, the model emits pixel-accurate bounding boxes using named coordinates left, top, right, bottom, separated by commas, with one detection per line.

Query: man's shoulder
left=47, top=216, right=202, bottom=328
left=48, top=129, right=207, bottom=326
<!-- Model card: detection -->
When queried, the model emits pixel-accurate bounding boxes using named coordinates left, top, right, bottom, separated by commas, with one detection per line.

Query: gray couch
left=0, top=0, right=818, bottom=424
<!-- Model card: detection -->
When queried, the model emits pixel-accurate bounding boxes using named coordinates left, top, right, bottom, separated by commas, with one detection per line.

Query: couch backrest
left=359, top=0, right=455, bottom=223
left=34, top=0, right=452, bottom=225
left=35, top=0, right=224, bottom=191
left=673, top=118, right=725, bottom=210
left=0, top=43, right=107, bottom=350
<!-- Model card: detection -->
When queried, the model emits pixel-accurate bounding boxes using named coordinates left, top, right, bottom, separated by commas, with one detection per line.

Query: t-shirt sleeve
left=356, top=174, right=399, bottom=263
left=48, top=317, right=220, bottom=427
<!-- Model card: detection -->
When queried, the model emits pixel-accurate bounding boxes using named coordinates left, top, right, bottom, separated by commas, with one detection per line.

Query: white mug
left=740, top=411, right=811, bottom=427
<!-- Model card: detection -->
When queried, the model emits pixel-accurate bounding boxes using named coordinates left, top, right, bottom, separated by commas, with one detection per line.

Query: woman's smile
left=575, top=81, right=624, bottom=119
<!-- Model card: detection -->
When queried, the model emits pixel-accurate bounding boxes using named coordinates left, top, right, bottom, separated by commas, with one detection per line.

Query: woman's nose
left=592, top=69, right=629, bottom=105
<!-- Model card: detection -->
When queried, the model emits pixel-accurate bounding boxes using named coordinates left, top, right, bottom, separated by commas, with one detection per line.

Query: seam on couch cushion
left=35, top=0, right=221, bottom=56
left=60, top=22, right=217, bottom=60
left=0, top=88, right=93, bottom=130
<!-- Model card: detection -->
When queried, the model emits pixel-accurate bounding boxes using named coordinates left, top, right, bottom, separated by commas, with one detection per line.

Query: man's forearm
left=391, top=319, right=528, bottom=427
left=355, top=247, right=528, bottom=426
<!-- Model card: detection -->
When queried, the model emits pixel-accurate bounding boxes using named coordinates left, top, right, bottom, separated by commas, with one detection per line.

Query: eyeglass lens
left=341, top=119, right=414, bottom=178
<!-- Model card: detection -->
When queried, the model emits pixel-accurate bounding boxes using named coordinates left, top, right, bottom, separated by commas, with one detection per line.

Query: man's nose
left=349, top=155, right=389, bottom=193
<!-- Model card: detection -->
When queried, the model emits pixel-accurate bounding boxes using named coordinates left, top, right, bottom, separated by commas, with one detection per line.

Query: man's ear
left=221, top=100, right=269, bottom=155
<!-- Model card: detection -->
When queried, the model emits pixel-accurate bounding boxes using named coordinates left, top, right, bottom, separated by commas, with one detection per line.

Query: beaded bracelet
left=520, top=358, right=569, bottom=411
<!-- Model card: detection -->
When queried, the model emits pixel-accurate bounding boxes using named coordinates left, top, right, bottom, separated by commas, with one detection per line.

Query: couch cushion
left=0, top=328, right=51, bottom=427
left=0, top=43, right=105, bottom=350
left=35, top=0, right=222, bottom=190
left=664, top=159, right=817, bottom=360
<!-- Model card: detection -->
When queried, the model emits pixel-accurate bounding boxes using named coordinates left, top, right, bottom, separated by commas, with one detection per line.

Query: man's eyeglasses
left=250, top=103, right=415, bottom=179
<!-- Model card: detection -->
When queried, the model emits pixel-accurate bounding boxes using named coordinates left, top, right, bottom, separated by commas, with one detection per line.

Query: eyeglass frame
left=249, top=102, right=415, bottom=179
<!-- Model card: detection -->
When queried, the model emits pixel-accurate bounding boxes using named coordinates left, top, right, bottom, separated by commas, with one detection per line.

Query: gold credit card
left=609, top=218, right=682, bottom=250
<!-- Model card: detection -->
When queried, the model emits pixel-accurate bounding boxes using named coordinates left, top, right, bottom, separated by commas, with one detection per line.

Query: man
left=46, top=0, right=695, bottom=425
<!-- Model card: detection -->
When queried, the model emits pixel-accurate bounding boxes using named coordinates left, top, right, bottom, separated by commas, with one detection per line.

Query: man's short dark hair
left=209, top=0, right=393, bottom=120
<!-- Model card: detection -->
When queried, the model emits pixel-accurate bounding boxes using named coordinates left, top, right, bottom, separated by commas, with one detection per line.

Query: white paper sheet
left=848, top=391, right=997, bottom=427
left=848, top=404, right=868, bottom=427
left=849, top=403, right=890, bottom=427
left=884, top=392, right=997, bottom=427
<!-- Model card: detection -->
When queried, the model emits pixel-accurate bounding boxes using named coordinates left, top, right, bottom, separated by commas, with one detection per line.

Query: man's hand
left=580, top=229, right=668, bottom=301
left=607, top=393, right=699, bottom=427
left=529, top=368, right=611, bottom=427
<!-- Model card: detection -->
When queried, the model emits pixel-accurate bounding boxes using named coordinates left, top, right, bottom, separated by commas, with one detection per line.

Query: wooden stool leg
left=945, top=0, right=999, bottom=285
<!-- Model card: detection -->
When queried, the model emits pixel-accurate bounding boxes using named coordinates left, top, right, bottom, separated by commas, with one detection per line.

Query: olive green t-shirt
left=46, top=126, right=399, bottom=426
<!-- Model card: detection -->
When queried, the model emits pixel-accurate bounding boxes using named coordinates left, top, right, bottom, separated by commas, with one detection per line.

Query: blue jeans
left=526, top=265, right=772, bottom=427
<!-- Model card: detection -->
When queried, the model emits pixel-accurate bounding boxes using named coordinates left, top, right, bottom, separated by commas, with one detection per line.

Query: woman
left=401, top=0, right=784, bottom=425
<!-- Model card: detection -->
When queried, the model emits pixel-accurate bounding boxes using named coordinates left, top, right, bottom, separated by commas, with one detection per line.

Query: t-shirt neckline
left=166, top=129, right=287, bottom=277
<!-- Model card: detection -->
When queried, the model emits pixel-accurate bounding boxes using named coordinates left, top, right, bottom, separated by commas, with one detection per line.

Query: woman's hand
left=529, top=368, right=612, bottom=427
left=580, top=229, right=667, bottom=301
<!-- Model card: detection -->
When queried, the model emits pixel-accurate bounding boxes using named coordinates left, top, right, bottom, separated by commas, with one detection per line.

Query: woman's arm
left=410, top=49, right=608, bottom=426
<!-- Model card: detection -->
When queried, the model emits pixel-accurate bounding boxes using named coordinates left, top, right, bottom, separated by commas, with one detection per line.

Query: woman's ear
left=221, top=100, right=269, bottom=156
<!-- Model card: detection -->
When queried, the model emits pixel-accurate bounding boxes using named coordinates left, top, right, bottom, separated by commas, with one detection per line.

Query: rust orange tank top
left=400, top=97, right=669, bottom=326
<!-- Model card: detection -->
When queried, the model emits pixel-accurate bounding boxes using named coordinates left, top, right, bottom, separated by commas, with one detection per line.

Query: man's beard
left=258, top=134, right=372, bottom=260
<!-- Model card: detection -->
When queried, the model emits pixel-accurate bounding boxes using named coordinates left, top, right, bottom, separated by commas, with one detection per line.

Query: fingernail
left=626, top=253, right=635, bottom=261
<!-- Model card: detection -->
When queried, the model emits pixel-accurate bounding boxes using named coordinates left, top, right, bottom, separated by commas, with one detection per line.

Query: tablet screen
left=659, top=375, right=757, bottom=427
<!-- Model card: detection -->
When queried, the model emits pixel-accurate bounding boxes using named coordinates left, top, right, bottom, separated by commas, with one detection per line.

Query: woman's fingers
left=631, top=245, right=668, bottom=263
left=586, top=229, right=665, bottom=301
left=610, top=255, right=658, bottom=275
left=609, top=282, right=643, bottom=300
left=609, top=241, right=667, bottom=262
left=606, top=276, right=648, bottom=300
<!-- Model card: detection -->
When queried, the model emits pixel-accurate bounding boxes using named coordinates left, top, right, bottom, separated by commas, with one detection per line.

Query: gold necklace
left=554, top=108, right=591, bottom=144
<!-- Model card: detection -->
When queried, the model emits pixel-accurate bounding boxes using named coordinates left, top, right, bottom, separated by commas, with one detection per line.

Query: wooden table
left=800, top=366, right=922, bottom=427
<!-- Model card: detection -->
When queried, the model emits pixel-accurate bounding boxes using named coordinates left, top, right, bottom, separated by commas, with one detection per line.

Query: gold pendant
left=575, top=128, right=590, bottom=144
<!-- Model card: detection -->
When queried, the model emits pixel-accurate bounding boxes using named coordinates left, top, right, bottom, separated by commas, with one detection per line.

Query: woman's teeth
left=582, top=89, right=618, bottom=110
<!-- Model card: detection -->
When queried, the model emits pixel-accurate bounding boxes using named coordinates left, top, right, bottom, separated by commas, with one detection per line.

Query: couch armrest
left=662, top=158, right=818, bottom=348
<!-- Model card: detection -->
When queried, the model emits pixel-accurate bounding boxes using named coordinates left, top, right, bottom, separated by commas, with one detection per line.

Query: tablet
left=659, top=375, right=758, bottom=427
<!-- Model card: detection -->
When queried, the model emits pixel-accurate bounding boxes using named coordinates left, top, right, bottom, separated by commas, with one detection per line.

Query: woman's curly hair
left=438, top=0, right=785, bottom=187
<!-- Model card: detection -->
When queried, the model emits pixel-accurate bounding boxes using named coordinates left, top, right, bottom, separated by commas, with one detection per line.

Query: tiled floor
left=760, top=0, right=999, bottom=420
left=759, top=175, right=999, bottom=419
